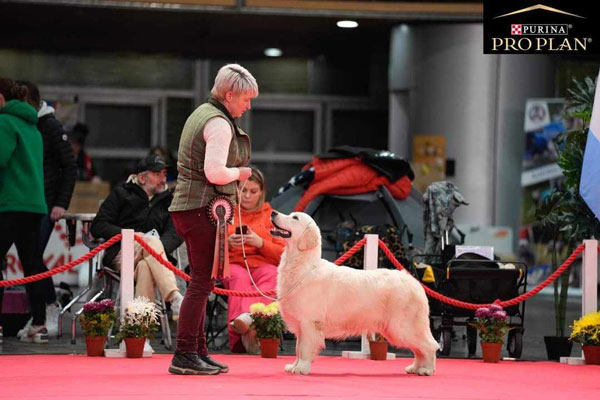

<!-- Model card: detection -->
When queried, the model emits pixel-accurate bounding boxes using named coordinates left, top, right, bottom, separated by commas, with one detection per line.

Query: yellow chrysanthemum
left=264, top=302, right=279, bottom=316
left=250, top=302, right=266, bottom=314
left=569, top=311, right=600, bottom=345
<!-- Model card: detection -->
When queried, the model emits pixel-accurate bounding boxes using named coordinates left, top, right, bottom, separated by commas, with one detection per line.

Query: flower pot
left=369, top=340, right=389, bottom=360
left=583, top=345, right=600, bottom=365
left=481, top=342, right=502, bottom=363
left=259, top=338, right=280, bottom=358
left=85, top=336, right=106, bottom=357
left=543, top=336, right=573, bottom=361
left=124, top=337, right=146, bottom=358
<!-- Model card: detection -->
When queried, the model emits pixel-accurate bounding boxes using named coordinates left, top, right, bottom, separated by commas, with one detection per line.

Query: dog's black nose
left=271, top=211, right=278, bottom=218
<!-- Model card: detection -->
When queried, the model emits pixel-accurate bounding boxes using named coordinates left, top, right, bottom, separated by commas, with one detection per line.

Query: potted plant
left=471, top=305, right=511, bottom=363
left=569, top=311, right=600, bottom=365
left=535, top=76, right=600, bottom=360
left=79, top=299, right=115, bottom=356
left=249, top=301, right=286, bottom=358
left=116, top=297, right=160, bottom=358
left=368, top=332, right=389, bottom=360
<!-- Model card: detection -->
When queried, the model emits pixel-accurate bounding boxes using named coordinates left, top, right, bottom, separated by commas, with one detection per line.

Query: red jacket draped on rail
left=294, top=157, right=413, bottom=212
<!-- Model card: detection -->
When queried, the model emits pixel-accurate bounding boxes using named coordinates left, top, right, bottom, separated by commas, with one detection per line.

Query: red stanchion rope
left=4, top=230, right=585, bottom=308
left=377, top=239, right=585, bottom=310
left=0, top=234, right=122, bottom=287
left=134, top=235, right=367, bottom=298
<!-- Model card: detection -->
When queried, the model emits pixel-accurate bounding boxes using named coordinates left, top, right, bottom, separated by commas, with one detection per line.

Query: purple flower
left=490, top=304, right=503, bottom=312
left=475, top=307, right=491, bottom=318
left=83, top=302, right=100, bottom=312
left=99, top=299, right=115, bottom=311
left=83, top=299, right=114, bottom=314
left=492, top=310, right=508, bottom=321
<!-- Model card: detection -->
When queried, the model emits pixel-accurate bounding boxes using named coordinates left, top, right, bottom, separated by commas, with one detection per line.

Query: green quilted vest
left=169, top=100, right=251, bottom=211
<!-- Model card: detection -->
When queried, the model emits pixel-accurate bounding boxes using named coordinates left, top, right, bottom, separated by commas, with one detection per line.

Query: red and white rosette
left=208, top=196, right=234, bottom=279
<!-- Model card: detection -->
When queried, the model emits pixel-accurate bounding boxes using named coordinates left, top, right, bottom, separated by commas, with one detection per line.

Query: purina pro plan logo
left=484, top=1, right=597, bottom=54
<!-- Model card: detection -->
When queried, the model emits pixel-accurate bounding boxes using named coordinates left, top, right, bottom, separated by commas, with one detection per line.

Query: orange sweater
left=227, top=202, right=285, bottom=267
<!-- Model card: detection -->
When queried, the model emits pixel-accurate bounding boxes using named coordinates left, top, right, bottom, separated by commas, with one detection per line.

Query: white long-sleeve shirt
left=203, top=117, right=242, bottom=185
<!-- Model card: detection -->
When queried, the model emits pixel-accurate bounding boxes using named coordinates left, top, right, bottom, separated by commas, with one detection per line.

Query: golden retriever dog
left=271, top=211, right=438, bottom=376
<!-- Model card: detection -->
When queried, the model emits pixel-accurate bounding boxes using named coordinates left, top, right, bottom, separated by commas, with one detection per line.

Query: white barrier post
left=105, top=229, right=151, bottom=357
left=342, top=234, right=395, bottom=360
left=563, top=239, right=598, bottom=365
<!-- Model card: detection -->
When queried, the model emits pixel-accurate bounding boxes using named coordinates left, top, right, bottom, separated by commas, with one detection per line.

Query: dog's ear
left=297, top=226, right=319, bottom=252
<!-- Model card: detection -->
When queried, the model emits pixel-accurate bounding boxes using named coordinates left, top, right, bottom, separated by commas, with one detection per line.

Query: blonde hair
left=211, top=64, right=258, bottom=101
left=239, top=165, right=267, bottom=209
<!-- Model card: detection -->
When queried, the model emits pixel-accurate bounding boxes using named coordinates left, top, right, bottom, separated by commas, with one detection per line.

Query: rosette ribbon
left=207, top=196, right=234, bottom=279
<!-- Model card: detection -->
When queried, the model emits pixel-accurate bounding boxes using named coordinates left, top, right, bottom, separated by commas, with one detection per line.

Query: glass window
left=166, top=97, right=194, bottom=152
left=332, top=109, right=388, bottom=150
left=94, top=158, right=139, bottom=187
left=250, top=109, right=314, bottom=152
left=253, top=161, right=307, bottom=201
left=85, top=104, right=152, bottom=148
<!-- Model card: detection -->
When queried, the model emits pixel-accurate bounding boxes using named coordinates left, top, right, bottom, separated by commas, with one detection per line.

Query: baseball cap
left=136, top=154, right=167, bottom=174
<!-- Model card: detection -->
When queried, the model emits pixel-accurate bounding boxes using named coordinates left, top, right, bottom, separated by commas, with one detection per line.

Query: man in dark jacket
left=21, top=83, right=77, bottom=256
left=90, top=155, right=184, bottom=318
left=19, top=81, right=77, bottom=337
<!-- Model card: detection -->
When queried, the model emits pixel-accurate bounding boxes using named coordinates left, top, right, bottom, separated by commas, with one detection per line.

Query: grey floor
left=0, top=290, right=592, bottom=361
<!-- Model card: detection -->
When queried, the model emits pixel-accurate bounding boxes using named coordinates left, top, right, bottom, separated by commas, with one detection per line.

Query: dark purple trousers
left=170, top=207, right=216, bottom=355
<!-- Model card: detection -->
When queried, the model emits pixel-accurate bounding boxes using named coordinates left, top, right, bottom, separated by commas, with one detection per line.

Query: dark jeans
left=170, top=207, right=216, bottom=355
left=39, top=214, right=57, bottom=305
left=0, top=212, right=52, bottom=325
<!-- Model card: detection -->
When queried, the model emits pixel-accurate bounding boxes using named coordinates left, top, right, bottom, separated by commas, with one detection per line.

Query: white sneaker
left=45, top=303, right=62, bottom=336
left=19, top=325, right=49, bottom=344
left=17, top=318, right=33, bottom=339
left=170, top=292, right=183, bottom=321
left=231, top=312, right=253, bottom=335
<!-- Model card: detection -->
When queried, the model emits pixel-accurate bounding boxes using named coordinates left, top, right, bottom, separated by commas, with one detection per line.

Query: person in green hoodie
left=0, top=78, right=51, bottom=344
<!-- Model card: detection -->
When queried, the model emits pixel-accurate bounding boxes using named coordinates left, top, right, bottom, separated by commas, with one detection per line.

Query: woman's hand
left=229, top=226, right=263, bottom=249
left=238, top=167, right=252, bottom=181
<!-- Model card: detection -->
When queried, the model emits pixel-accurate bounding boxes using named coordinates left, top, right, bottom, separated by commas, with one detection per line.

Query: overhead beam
left=5, top=0, right=482, bottom=20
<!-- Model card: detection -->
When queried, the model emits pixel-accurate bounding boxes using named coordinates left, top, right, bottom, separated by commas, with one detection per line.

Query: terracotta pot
left=583, top=345, right=600, bottom=365
left=369, top=340, right=389, bottom=360
left=85, top=336, right=106, bottom=357
left=481, top=342, right=502, bottom=363
left=259, top=338, right=280, bottom=358
left=124, top=337, right=146, bottom=358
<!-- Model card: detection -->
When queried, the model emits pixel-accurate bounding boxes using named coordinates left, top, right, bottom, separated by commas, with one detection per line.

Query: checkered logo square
left=511, top=24, right=522, bottom=35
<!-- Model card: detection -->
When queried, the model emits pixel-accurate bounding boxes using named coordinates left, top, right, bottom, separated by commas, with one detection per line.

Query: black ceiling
left=0, top=2, right=407, bottom=59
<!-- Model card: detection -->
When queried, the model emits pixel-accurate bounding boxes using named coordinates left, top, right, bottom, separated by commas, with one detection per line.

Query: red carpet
left=0, top=354, right=598, bottom=399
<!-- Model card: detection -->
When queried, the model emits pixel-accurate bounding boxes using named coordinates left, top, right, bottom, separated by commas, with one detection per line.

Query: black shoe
left=168, top=352, right=220, bottom=375
left=200, top=355, right=229, bottom=373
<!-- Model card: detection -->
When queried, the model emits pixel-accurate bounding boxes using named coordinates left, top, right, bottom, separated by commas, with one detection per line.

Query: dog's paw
left=284, top=363, right=295, bottom=372
left=289, top=360, right=311, bottom=375
left=405, top=364, right=418, bottom=374
left=416, top=367, right=434, bottom=376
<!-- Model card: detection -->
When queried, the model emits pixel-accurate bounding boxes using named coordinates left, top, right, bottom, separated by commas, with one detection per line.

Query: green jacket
left=0, top=99, right=47, bottom=214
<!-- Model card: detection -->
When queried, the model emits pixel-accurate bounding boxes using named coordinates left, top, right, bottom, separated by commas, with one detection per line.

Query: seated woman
left=223, top=166, right=284, bottom=353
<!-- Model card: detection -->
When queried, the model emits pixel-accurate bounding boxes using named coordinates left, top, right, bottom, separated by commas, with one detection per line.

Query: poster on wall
left=520, top=98, right=577, bottom=286
left=411, top=135, right=446, bottom=194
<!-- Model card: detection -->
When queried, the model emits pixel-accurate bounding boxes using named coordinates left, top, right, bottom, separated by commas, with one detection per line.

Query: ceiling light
left=337, top=20, right=358, bottom=29
left=264, top=48, right=282, bottom=57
